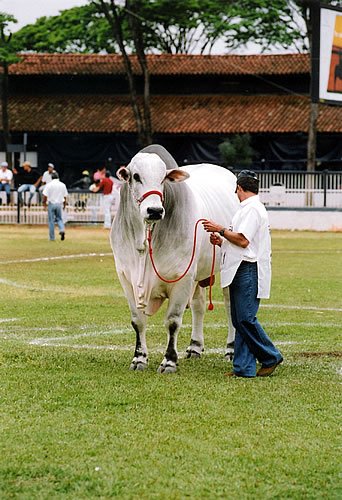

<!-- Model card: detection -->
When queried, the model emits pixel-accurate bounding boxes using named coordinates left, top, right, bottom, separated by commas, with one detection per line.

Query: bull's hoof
left=185, top=349, right=202, bottom=359
left=185, top=341, right=204, bottom=358
left=157, top=359, right=177, bottom=374
left=129, top=356, right=148, bottom=371
left=225, top=342, right=234, bottom=361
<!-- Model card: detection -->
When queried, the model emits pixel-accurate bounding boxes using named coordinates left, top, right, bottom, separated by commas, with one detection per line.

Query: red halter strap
left=137, top=190, right=164, bottom=205
left=147, top=219, right=216, bottom=311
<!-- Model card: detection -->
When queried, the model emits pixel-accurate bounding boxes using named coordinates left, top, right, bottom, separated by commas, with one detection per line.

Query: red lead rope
left=147, top=218, right=216, bottom=311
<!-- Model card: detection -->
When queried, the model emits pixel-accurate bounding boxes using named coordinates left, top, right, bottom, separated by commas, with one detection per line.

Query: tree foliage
left=0, top=12, right=19, bottom=64
left=12, top=0, right=308, bottom=55
left=219, top=134, right=254, bottom=168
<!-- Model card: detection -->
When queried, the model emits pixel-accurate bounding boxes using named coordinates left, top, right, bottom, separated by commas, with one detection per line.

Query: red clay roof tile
left=8, top=94, right=341, bottom=134
left=10, top=53, right=310, bottom=76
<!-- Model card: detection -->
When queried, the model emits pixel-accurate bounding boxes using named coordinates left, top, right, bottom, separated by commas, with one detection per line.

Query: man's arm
left=42, top=195, right=48, bottom=210
left=202, top=220, right=249, bottom=248
left=34, top=175, right=42, bottom=188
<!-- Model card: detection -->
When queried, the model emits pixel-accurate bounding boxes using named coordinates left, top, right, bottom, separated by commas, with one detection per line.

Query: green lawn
left=0, top=226, right=341, bottom=499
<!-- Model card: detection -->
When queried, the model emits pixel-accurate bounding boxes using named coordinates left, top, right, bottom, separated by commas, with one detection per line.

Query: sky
left=1, top=0, right=87, bottom=31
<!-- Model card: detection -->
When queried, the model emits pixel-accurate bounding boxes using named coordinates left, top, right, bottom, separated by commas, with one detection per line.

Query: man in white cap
left=42, top=171, right=68, bottom=241
left=203, top=170, right=283, bottom=378
left=0, top=161, right=13, bottom=204
left=38, top=163, right=55, bottom=202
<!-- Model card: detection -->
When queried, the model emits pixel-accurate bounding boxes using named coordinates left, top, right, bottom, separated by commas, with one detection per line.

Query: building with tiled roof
left=10, top=53, right=311, bottom=76
left=2, top=53, right=342, bottom=184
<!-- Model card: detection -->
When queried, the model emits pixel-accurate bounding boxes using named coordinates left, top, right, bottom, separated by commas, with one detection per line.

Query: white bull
left=110, top=145, right=239, bottom=373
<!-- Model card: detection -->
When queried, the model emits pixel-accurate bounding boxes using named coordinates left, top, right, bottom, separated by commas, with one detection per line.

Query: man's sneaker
left=60, top=232, right=65, bottom=241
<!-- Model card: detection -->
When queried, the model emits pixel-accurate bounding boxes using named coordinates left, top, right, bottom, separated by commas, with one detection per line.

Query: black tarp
left=8, top=132, right=342, bottom=187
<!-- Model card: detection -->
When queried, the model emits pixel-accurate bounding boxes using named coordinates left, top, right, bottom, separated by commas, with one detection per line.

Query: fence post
left=305, top=172, right=313, bottom=207
left=17, top=199, right=20, bottom=224
left=323, top=170, right=328, bottom=208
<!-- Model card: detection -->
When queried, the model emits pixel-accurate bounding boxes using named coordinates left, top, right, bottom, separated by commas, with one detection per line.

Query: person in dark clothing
left=13, top=161, right=42, bottom=207
left=70, top=170, right=92, bottom=190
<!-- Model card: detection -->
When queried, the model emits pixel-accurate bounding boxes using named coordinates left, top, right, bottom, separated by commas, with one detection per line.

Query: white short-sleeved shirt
left=41, top=171, right=53, bottom=184
left=220, top=195, right=272, bottom=299
left=0, top=169, right=13, bottom=184
left=43, top=179, right=68, bottom=204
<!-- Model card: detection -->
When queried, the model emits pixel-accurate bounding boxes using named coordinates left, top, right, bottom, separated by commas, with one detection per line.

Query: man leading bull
left=202, top=170, right=283, bottom=378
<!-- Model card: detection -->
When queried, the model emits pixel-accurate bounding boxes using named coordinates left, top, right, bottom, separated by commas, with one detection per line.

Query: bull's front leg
left=158, top=284, right=189, bottom=374
left=130, top=312, right=148, bottom=371
left=118, top=272, right=149, bottom=371
left=222, top=286, right=235, bottom=361
left=186, top=283, right=205, bottom=358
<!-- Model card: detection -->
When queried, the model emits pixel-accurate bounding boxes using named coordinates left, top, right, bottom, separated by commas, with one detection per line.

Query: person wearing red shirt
left=93, top=171, right=114, bottom=228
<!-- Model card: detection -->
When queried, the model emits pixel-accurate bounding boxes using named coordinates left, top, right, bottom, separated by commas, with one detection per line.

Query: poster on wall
left=319, top=5, right=342, bottom=105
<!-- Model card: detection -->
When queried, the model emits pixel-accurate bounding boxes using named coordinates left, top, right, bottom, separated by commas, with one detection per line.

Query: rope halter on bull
left=146, top=218, right=216, bottom=311
left=134, top=189, right=216, bottom=310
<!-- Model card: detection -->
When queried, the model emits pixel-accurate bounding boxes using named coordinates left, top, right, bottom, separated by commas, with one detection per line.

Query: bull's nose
left=147, top=207, right=164, bottom=220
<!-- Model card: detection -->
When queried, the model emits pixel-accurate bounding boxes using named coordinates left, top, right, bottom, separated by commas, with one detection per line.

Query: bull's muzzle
left=146, top=207, right=164, bottom=220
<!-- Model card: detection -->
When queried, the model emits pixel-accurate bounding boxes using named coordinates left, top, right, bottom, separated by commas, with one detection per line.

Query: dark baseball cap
left=236, top=170, right=259, bottom=182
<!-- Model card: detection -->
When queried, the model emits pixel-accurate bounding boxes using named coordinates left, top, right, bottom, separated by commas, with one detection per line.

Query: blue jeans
left=48, top=203, right=64, bottom=241
left=229, top=261, right=283, bottom=377
left=18, top=184, right=36, bottom=204
left=0, top=183, right=11, bottom=203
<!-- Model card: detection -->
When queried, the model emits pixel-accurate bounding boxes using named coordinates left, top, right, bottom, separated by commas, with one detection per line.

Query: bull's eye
left=133, top=173, right=141, bottom=183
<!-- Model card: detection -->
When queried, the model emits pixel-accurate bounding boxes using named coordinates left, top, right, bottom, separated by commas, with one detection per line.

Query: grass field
left=0, top=225, right=341, bottom=499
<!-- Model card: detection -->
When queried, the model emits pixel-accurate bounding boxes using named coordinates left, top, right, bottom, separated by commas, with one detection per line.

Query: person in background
left=14, top=161, right=42, bottom=207
left=93, top=166, right=106, bottom=183
left=70, top=170, right=92, bottom=190
left=202, top=170, right=283, bottom=378
left=42, top=172, right=68, bottom=241
left=38, top=163, right=55, bottom=202
left=0, top=161, right=13, bottom=204
left=91, top=170, right=114, bottom=228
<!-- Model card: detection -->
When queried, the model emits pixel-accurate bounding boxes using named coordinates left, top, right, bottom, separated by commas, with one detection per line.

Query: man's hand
left=202, top=219, right=224, bottom=233
left=210, top=233, right=222, bottom=247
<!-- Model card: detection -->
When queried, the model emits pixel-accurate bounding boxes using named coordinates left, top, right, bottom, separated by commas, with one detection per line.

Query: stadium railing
left=0, top=171, right=341, bottom=224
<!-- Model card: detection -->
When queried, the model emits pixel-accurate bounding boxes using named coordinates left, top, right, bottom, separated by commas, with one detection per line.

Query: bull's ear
left=165, top=169, right=190, bottom=183
left=117, top=166, right=130, bottom=182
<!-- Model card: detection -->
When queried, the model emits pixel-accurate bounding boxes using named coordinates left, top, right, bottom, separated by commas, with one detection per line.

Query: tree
left=12, top=1, right=304, bottom=55
left=219, top=134, right=254, bottom=168
left=92, top=0, right=152, bottom=145
left=0, top=13, right=19, bottom=165
left=11, top=4, right=115, bottom=54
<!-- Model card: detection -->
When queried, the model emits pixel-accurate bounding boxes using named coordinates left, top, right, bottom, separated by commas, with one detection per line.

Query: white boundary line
left=214, top=302, right=342, bottom=312
left=0, top=252, right=112, bottom=265
left=0, top=317, right=19, bottom=323
left=13, top=321, right=341, bottom=350
left=0, top=279, right=125, bottom=296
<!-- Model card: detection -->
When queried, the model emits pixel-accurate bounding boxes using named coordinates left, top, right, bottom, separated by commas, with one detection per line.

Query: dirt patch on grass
left=295, top=351, right=342, bottom=358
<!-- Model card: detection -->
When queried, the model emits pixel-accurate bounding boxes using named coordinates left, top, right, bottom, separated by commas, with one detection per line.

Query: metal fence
left=0, top=191, right=119, bottom=225
left=236, top=170, right=342, bottom=209
left=0, top=171, right=341, bottom=224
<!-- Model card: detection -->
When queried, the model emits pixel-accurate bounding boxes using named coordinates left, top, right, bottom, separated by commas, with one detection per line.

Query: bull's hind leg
left=186, top=283, right=205, bottom=358
left=222, top=286, right=235, bottom=361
